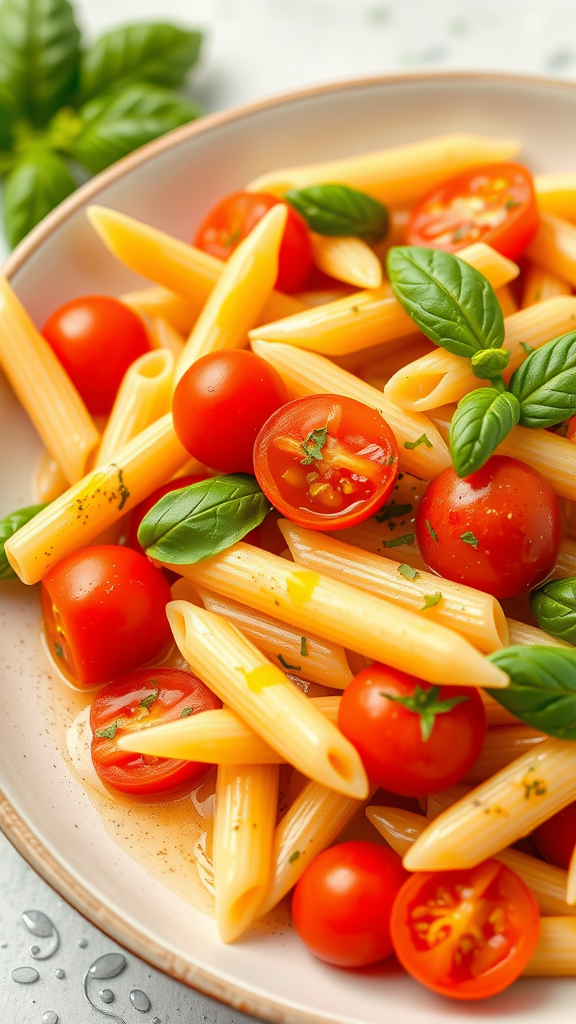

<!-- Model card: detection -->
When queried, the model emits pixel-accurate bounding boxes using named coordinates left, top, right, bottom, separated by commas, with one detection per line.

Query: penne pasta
left=120, top=285, right=198, bottom=335
left=166, top=601, right=367, bottom=798
left=521, top=264, right=571, bottom=309
left=309, top=233, right=382, bottom=289
left=464, top=725, right=545, bottom=784
left=366, top=806, right=425, bottom=857
left=34, top=450, right=69, bottom=503
left=481, top=692, right=521, bottom=727
left=147, top=316, right=185, bottom=358
left=95, top=349, right=174, bottom=465
left=351, top=335, right=436, bottom=390
left=553, top=536, right=576, bottom=578
left=426, top=784, right=471, bottom=820
left=505, top=617, right=571, bottom=648
left=535, top=173, right=576, bottom=220
left=495, top=283, right=518, bottom=317
left=527, top=212, right=576, bottom=285
left=523, top=918, right=576, bottom=976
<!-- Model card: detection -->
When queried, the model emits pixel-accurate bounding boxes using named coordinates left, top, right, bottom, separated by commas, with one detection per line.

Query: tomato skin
left=406, top=163, right=539, bottom=259
left=90, top=667, right=221, bottom=794
left=254, top=394, right=398, bottom=531
left=42, top=545, right=172, bottom=686
left=172, top=350, right=288, bottom=474
left=193, top=191, right=313, bottom=293
left=126, top=474, right=208, bottom=554
left=42, top=296, right=150, bottom=415
left=534, top=801, right=576, bottom=870
left=390, top=860, right=540, bottom=1000
left=292, top=841, right=407, bottom=967
left=338, top=664, right=486, bottom=797
left=416, top=456, right=561, bottom=599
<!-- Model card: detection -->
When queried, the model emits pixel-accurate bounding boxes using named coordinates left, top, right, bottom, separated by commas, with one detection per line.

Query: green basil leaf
left=79, top=23, right=202, bottom=103
left=0, top=0, right=80, bottom=126
left=137, top=473, right=272, bottom=564
left=449, top=387, right=520, bottom=477
left=530, top=577, right=576, bottom=646
left=0, top=502, right=47, bottom=579
left=3, top=148, right=76, bottom=246
left=387, top=246, right=505, bottom=358
left=470, top=347, right=510, bottom=381
left=0, top=105, right=14, bottom=152
left=509, top=330, right=576, bottom=429
left=72, top=82, right=200, bottom=174
left=487, top=645, right=576, bottom=738
left=285, top=184, right=388, bottom=242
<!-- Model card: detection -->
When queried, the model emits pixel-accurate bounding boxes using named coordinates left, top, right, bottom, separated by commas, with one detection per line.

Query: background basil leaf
left=509, top=331, right=576, bottom=429
left=487, top=645, right=576, bottom=738
left=79, top=23, right=202, bottom=103
left=387, top=246, right=505, bottom=357
left=530, top=577, right=576, bottom=646
left=138, top=474, right=272, bottom=564
left=285, top=184, right=388, bottom=241
left=0, top=503, right=47, bottom=580
left=0, top=0, right=80, bottom=126
left=3, top=147, right=75, bottom=246
left=449, top=387, right=520, bottom=477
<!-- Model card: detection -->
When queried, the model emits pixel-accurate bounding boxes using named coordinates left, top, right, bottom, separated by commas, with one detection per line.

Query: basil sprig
left=449, top=388, right=520, bottom=477
left=530, top=578, right=576, bottom=646
left=285, top=183, right=388, bottom=242
left=487, top=645, right=576, bottom=739
left=0, top=503, right=47, bottom=580
left=509, top=330, right=576, bottom=429
left=137, top=474, right=272, bottom=564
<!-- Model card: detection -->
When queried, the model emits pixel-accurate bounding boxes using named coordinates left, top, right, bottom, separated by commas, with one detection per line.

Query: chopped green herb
left=425, top=519, right=438, bottom=542
left=95, top=720, right=118, bottom=739
left=382, top=533, right=415, bottom=548
left=460, top=531, right=479, bottom=548
left=375, top=501, right=413, bottom=522
left=397, top=563, right=419, bottom=581
left=504, top=197, right=521, bottom=210
left=300, top=425, right=328, bottom=466
left=54, top=642, right=63, bottom=658
left=420, top=592, right=442, bottom=611
left=523, top=778, right=547, bottom=800
left=110, top=465, right=130, bottom=510
left=139, top=688, right=159, bottom=710
left=277, top=653, right=302, bottom=671
left=403, top=433, right=433, bottom=450
left=452, top=224, right=470, bottom=242
left=300, top=637, right=308, bottom=657
left=289, top=850, right=301, bottom=864
left=520, top=341, right=535, bottom=355
left=180, top=707, right=193, bottom=718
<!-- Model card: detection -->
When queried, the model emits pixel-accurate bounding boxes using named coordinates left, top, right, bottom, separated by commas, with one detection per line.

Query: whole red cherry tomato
left=416, top=456, right=561, bottom=599
left=41, top=545, right=172, bottom=686
left=254, top=394, right=398, bottom=530
left=172, top=350, right=288, bottom=474
left=42, top=296, right=150, bottom=414
left=292, top=841, right=407, bottom=967
left=90, top=667, right=221, bottom=794
left=194, top=191, right=313, bottom=293
left=390, top=859, right=540, bottom=1000
left=534, top=801, right=576, bottom=870
left=338, top=664, right=486, bottom=797
left=406, top=163, right=539, bottom=259
left=126, top=474, right=208, bottom=554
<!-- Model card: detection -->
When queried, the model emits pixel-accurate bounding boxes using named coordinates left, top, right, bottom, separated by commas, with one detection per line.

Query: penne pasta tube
left=309, top=233, right=382, bottom=289
left=352, top=335, right=436, bottom=390
left=481, top=692, right=521, bottom=727
left=279, top=520, right=508, bottom=653
left=250, top=339, right=450, bottom=479
left=246, top=134, right=520, bottom=204
left=5, top=413, right=190, bottom=585
left=213, top=763, right=278, bottom=942
left=464, top=726, right=545, bottom=784
left=95, top=349, right=174, bottom=465
left=505, top=617, right=570, bottom=649
left=0, top=277, right=100, bottom=484
left=523, top=918, right=576, bottom=975
left=568, top=845, right=576, bottom=905
left=553, top=536, right=576, bottom=578
left=147, top=316, right=185, bottom=358
left=404, top=738, right=576, bottom=871
left=535, top=173, right=576, bottom=220
left=176, top=204, right=288, bottom=382
left=527, top=212, right=576, bottom=286
left=169, top=543, right=508, bottom=689
left=166, top=601, right=367, bottom=798
left=366, top=806, right=425, bottom=857
left=495, top=283, right=518, bottom=318
left=34, top=450, right=69, bottom=503
left=426, top=784, right=472, bottom=820
left=521, top=264, right=571, bottom=309
left=120, top=285, right=198, bottom=335
left=385, top=295, right=576, bottom=411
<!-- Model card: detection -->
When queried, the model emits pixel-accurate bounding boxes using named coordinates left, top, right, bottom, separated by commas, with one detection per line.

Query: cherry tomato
left=390, top=859, right=540, bottom=1000
left=406, top=163, right=539, bottom=259
left=172, top=350, right=288, bottom=474
left=194, top=191, right=313, bottom=293
left=254, top=395, right=398, bottom=531
left=292, top=841, right=407, bottom=967
left=338, top=664, right=485, bottom=797
left=42, top=545, right=172, bottom=686
left=534, top=801, right=576, bottom=870
left=90, top=667, right=222, bottom=794
left=416, top=456, right=561, bottom=599
left=126, top=474, right=208, bottom=554
left=42, top=296, right=150, bottom=415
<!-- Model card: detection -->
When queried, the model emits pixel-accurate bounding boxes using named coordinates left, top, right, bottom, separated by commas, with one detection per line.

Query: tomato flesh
left=533, top=800, right=576, bottom=870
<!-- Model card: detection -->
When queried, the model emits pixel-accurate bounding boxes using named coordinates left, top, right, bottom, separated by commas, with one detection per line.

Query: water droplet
left=54, top=968, right=65, bottom=979
left=129, top=989, right=151, bottom=1012
left=23, top=910, right=54, bottom=938
left=12, top=966, right=40, bottom=984
left=151, top=1018, right=161, bottom=1023
left=42, top=1012, right=59, bottom=1024
left=99, top=989, right=115, bottom=1004
left=30, top=944, right=41, bottom=955
left=88, top=952, right=127, bottom=980
left=78, top=937, right=88, bottom=948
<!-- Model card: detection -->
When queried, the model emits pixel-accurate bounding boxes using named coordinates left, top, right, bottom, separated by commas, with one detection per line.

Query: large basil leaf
left=3, top=147, right=75, bottom=246
left=285, top=184, right=388, bottom=242
left=0, top=0, right=80, bottom=125
left=530, top=578, right=576, bottom=646
left=387, top=246, right=505, bottom=358
left=138, top=474, right=272, bottom=564
left=72, top=82, right=200, bottom=173
left=509, top=331, right=576, bottom=429
left=79, top=23, right=202, bottom=103
left=449, top=387, right=520, bottom=477
left=0, top=503, right=47, bottom=580
left=487, top=645, right=576, bottom=738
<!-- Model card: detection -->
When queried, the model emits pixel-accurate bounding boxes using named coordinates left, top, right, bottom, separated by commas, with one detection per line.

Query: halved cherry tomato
left=42, top=545, right=172, bottom=686
left=533, top=801, right=576, bottom=870
left=338, top=664, right=486, bottom=797
left=292, top=841, right=407, bottom=967
left=126, top=474, right=208, bottom=554
left=172, top=350, right=288, bottom=474
left=194, top=191, right=313, bottom=293
left=390, top=859, right=540, bottom=1000
left=254, top=395, right=398, bottom=530
left=415, top=456, right=561, bottom=599
left=42, top=295, right=150, bottom=414
left=90, top=667, right=221, bottom=794
left=406, top=163, right=539, bottom=259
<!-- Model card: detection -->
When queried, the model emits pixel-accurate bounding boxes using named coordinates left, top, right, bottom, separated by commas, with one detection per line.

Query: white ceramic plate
left=2, top=72, right=576, bottom=1024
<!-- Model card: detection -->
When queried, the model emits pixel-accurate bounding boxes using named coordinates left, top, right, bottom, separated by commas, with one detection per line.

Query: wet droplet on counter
left=151, top=1018, right=161, bottom=1023
left=31, top=944, right=41, bottom=955
left=23, top=910, right=54, bottom=937
left=12, top=966, right=40, bottom=984
left=129, top=989, right=151, bottom=1012
left=78, top=937, right=88, bottom=948
left=99, top=989, right=115, bottom=1003
left=88, top=952, right=127, bottom=980
left=54, top=968, right=65, bottom=979
left=42, top=1012, right=59, bottom=1024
